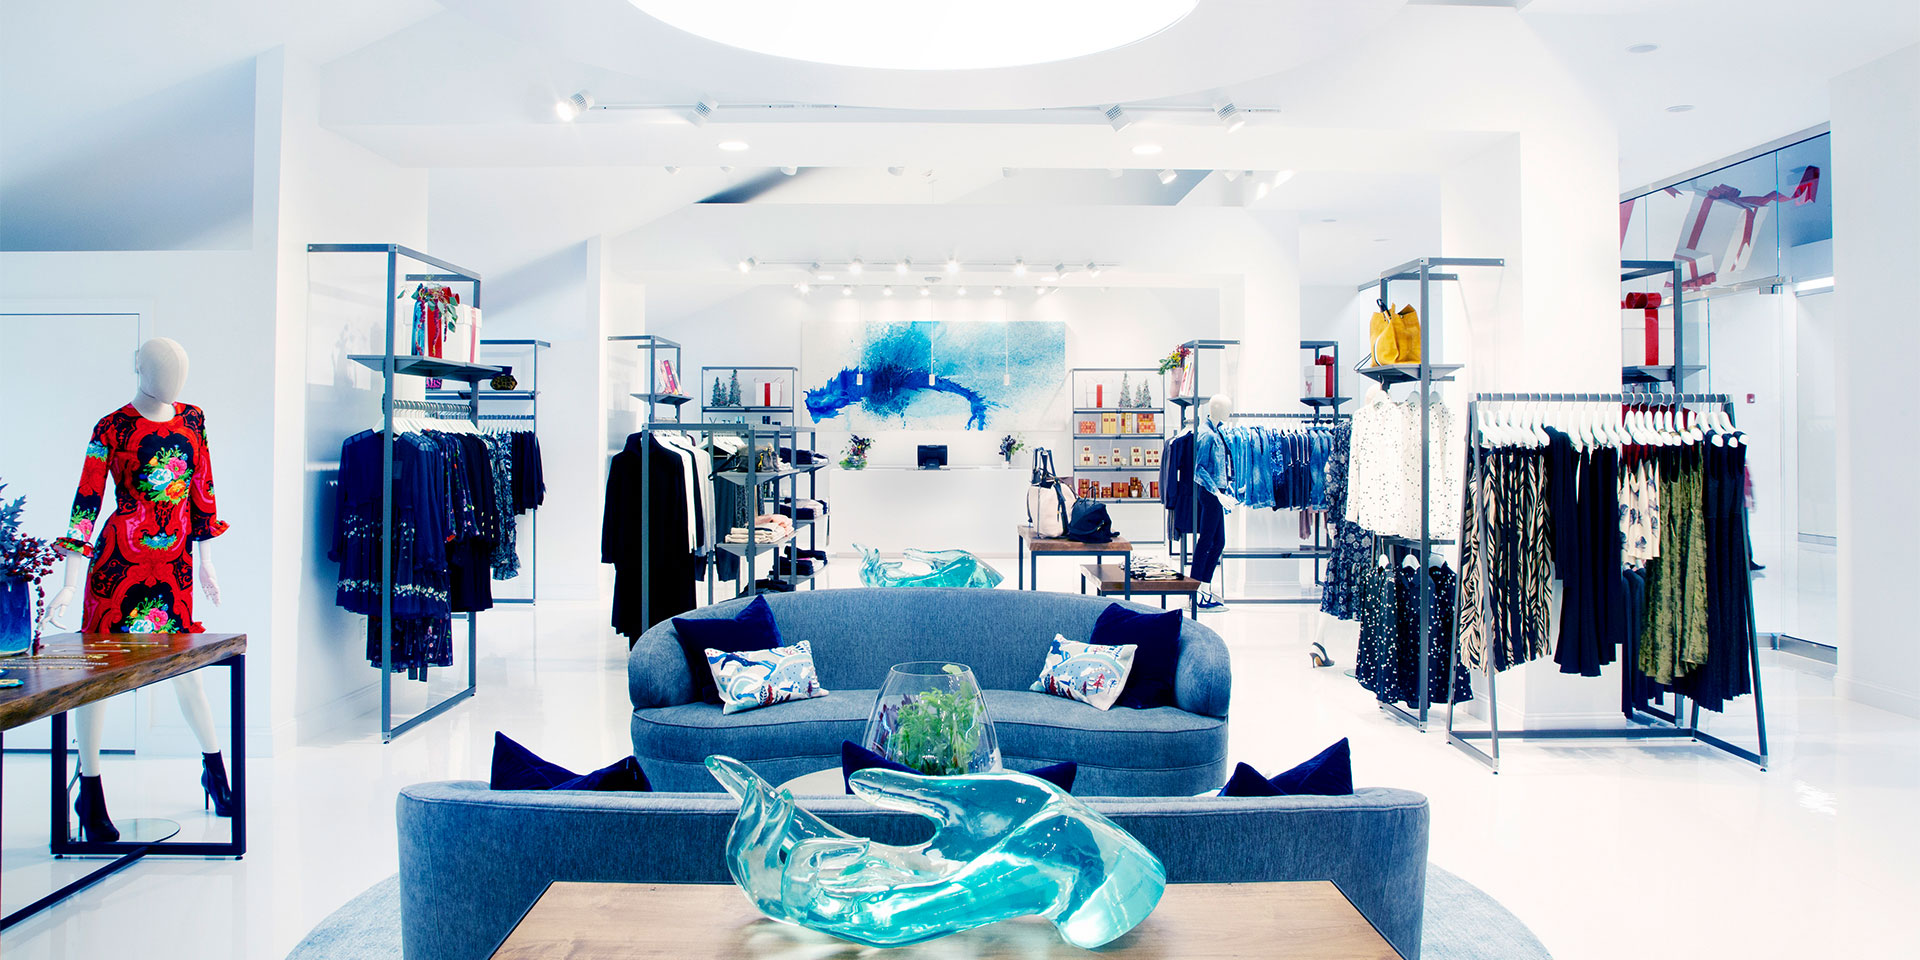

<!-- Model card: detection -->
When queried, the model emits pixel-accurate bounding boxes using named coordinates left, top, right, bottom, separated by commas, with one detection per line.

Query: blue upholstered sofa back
left=396, top=782, right=1430, bottom=960
left=629, top=588, right=1231, bottom=717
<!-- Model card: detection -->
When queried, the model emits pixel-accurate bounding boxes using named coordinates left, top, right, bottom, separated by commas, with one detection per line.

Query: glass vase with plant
left=997, top=434, right=1026, bottom=463
left=0, top=481, right=63, bottom=655
left=840, top=435, right=874, bottom=470
left=862, top=663, right=1001, bottom=776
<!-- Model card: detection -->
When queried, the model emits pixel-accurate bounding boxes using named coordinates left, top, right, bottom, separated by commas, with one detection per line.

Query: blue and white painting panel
left=803, top=320, right=1066, bottom=431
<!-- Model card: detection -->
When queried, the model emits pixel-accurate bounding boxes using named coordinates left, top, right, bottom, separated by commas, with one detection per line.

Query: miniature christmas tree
left=1136, top=379, right=1154, bottom=408
left=710, top=376, right=727, bottom=408
left=727, top=369, right=742, bottom=406
left=1119, top=373, right=1133, bottom=409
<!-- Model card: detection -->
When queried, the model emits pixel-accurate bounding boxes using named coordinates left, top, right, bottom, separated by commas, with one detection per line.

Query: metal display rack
left=310, top=243, right=501, bottom=742
left=1301, top=339, right=1350, bottom=414
left=614, top=335, right=691, bottom=423
left=635, top=421, right=828, bottom=630
left=701, top=365, right=799, bottom=423
left=1620, top=260, right=1701, bottom=391
left=429, top=338, right=548, bottom=604
left=1444, top=392, right=1768, bottom=773
left=1215, top=411, right=1338, bottom=605
left=1068, top=367, right=1166, bottom=504
left=1354, top=256, right=1504, bottom=731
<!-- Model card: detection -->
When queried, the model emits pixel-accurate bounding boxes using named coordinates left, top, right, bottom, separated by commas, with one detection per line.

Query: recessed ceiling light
left=993, top=286, right=1005, bottom=297
left=796, top=282, right=811, bottom=294
left=1157, top=169, right=1178, bottom=185
left=1085, top=262, right=1101, bottom=277
left=919, top=285, right=931, bottom=297
left=946, top=257, right=960, bottom=273
left=1626, top=42, right=1660, bottom=54
left=1012, top=259, right=1028, bottom=276
left=895, top=259, right=910, bottom=274
left=882, top=286, right=894, bottom=297
left=849, top=259, right=864, bottom=274
left=957, top=286, right=969, bottom=296
left=555, top=90, right=593, bottom=122
left=718, top=139, right=750, bottom=151
left=841, top=285, right=854, bottom=297
left=1665, top=104, right=1694, bottom=113
left=633, top=2, right=1201, bottom=71
left=737, top=257, right=755, bottom=273
left=1132, top=143, right=1163, bottom=156
left=780, top=165, right=799, bottom=176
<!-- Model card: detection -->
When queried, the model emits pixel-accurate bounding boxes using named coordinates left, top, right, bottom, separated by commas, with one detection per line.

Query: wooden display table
left=490, top=880, right=1403, bottom=959
left=1015, top=524, right=1132, bottom=596
left=0, top=632, right=247, bottom=930
left=1080, top=563, right=1202, bottom=616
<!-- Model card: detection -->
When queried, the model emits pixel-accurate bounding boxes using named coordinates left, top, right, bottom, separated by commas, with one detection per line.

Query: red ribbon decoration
left=1792, top=165, right=1820, bottom=205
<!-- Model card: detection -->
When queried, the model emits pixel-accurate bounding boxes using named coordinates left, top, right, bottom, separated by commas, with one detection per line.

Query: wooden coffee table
left=489, top=880, right=1402, bottom=959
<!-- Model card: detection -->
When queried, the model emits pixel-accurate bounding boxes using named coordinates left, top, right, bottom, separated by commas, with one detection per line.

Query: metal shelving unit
left=702, top=366, right=799, bottom=425
left=1620, top=260, right=1697, bottom=392
left=611, top=335, right=690, bottom=423
left=1067, top=367, right=1166, bottom=505
left=1353, top=256, right=1505, bottom=731
left=429, top=338, right=549, bottom=605
left=312, top=242, right=499, bottom=743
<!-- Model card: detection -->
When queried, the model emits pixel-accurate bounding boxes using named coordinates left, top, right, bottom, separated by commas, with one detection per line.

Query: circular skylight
left=629, top=1, right=1199, bottom=71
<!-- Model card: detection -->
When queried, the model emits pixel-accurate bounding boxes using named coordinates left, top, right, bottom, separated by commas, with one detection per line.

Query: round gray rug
left=288, top=865, right=1550, bottom=959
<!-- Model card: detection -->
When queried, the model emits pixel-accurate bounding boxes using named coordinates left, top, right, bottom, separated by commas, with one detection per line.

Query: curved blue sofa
left=628, top=588, right=1231, bottom=796
left=396, top=782, right=1431, bottom=960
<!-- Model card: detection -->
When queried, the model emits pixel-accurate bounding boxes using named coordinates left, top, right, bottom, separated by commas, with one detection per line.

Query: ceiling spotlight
left=1271, top=169, right=1295, bottom=186
left=882, top=286, right=894, bottom=297
left=1035, top=286, right=1049, bottom=296
left=718, top=139, right=749, bottom=151
left=1104, top=105, right=1132, bottom=132
left=1131, top=143, right=1162, bottom=156
left=663, top=165, right=679, bottom=174
left=919, top=285, right=931, bottom=297
left=811, top=262, right=832, bottom=281
left=555, top=90, right=593, bottom=122
left=887, top=165, right=905, bottom=176
left=841, top=285, right=854, bottom=297
left=895, top=259, right=910, bottom=274
left=1665, top=104, right=1695, bottom=113
left=1054, top=263, right=1069, bottom=278
left=1085, top=262, right=1100, bottom=277
left=737, top=257, right=755, bottom=273
left=946, top=256, right=960, bottom=273
left=1626, top=42, right=1661, bottom=54
left=687, top=99, right=719, bottom=126
left=849, top=258, right=864, bottom=275
left=780, top=165, right=798, bottom=176
left=1012, top=258, right=1027, bottom=276
left=1255, top=181, right=1271, bottom=200
left=1214, top=102, right=1246, bottom=133
left=796, top=282, right=811, bottom=294
left=993, top=286, right=1005, bottom=297
left=957, top=286, right=969, bottom=296
left=1157, top=169, right=1178, bottom=185
left=1222, top=169, right=1242, bottom=182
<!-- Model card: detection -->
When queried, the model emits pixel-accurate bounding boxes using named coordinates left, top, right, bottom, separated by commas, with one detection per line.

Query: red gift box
left=1315, top=355, right=1335, bottom=397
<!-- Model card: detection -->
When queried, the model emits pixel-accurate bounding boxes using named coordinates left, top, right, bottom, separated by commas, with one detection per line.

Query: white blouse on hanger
left=1344, top=389, right=1464, bottom=541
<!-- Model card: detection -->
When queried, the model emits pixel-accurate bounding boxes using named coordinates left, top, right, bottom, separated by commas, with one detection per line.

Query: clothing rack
left=1352, top=256, right=1504, bottom=731
left=430, top=338, right=548, bottom=604
left=1215, top=412, right=1339, bottom=604
left=634, top=420, right=827, bottom=630
left=309, top=242, right=500, bottom=743
left=1444, top=392, right=1768, bottom=772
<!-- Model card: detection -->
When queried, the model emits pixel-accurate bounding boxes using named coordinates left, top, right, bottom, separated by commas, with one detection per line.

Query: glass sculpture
left=855, top=545, right=1004, bottom=589
left=862, top=662, right=1000, bottom=776
left=707, top=755, right=1166, bottom=948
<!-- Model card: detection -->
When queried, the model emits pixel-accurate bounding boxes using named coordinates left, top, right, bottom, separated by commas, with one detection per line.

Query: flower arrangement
left=841, top=435, right=874, bottom=470
left=998, top=434, right=1026, bottom=462
left=1157, top=344, right=1191, bottom=374
left=1, top=481, right=65, bottom=648
left=879, top=665, right=986, bottom=776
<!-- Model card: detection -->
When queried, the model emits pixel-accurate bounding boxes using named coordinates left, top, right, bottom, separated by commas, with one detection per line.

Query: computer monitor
left=917, top=444, right=948, bottom=469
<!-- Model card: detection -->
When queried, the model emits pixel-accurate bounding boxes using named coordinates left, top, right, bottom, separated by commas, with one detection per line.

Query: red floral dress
left=55, top=403, right=228, bottom=634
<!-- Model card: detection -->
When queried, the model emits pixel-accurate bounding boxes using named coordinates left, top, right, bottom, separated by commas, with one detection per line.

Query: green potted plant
left=840, top=435, right=874, bottom=470
left=861, top=663, right=1001, bottom=776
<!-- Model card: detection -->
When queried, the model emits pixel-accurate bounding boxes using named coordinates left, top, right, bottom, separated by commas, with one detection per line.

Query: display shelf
left=1090, top=497, right=1160, bottom=505
left=1169, top=395, right=1211, bottom=407
left=716, top=533, right=797, bottom=556
left=776, top=571, right=817, bottom=588
left=1622, top=365, right=1705, bottom=385
left=349, top=355, right=502, bottom=382
left=634, top=392, right=693, bottom=406
left=704, top=405, right=795, bottom=414
left=1071, top=407, right=1159, bottom=415
left=715, top=463, right=829, bottom=486
left=1222, top=547, right=1331, bottom=560
left=1073, top=466, right=1155, bottom=473
left=1301, top=397, right=1351, bottom=408
left=1358, top=364, right=1463, bottom=386
left=1378, top=534, right=1456, bottom=548
left=1074, top=432, right=1164, bottom=440
left=427, top=389, right=539, bottom=400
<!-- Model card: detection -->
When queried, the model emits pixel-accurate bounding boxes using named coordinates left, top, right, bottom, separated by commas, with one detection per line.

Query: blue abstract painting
left=804, top=321, right=1065, bottom=431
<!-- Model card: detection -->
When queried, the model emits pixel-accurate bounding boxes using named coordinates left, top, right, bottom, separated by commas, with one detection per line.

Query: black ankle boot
left=75, top=774, right=121, bottom=843
left=201, top=752, right=233, bottom=818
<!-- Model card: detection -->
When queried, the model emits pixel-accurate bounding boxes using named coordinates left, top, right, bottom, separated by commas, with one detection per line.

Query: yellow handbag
left=1368, top=302, right=1422, bottom=365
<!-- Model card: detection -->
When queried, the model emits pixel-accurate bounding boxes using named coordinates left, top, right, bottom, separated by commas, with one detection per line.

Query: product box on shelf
left=1621, top=293, right=1675, bottom=366
left=1150, top=481, right=1160, bottom=499
left=1079, top=445, right=1094, bottom=467
left=1100, top=412, right=1119, bottom=435
left=1095, top=453, right=1110, bottom=467
left=1077, top=419, right=1098, bottom=435
left=1136, top=413, right=1158, bottom=434
left=1145, top=448, right=1162, bottom=468
left=1131, top=446, right=1144, bottom=466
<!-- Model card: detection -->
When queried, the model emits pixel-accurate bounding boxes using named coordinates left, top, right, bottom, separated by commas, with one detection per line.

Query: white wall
left=1832, top=43, right=1920, bottom=717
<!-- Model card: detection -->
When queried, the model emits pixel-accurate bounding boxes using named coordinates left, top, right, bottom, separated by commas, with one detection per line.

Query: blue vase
left=0, top=578, right=32, bottom=656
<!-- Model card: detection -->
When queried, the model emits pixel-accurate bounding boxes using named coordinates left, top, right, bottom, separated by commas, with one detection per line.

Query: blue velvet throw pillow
left=840, top=741, right=1077, bottom=794
left=1218, top=739, right=1353, bottom=797
left=673, top=596, right=782, bottom=704
left=490, top=732, right=651, bottom=792
left=1092, top=603, right=1184, bottom=709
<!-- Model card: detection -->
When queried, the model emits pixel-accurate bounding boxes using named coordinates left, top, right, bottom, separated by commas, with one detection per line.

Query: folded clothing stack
left=1129, top=557, right=1186, bottom=581
left=724, top=528, right=781, bottom=544
left=777, top=498, right=829, bottom=520
left=755, top=514, right=795, bottom=538
left=776, top=557, right=817, bottom=577
left=779, top=447, right=820, bottom=465
left=797, top=548, right=828, bottom=566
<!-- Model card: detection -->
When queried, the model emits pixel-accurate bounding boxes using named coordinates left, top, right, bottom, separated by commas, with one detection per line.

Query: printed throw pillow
left=1029, top=634, right=1137, bottom=711
left=707, top=639, right=830, bottom=715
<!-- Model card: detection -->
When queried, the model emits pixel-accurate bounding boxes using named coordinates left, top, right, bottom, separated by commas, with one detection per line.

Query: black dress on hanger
left=603, top=432, right=697, bottom=641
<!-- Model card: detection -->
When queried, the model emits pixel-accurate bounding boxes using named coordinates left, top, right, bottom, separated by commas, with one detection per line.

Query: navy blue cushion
left=840, top=741, right=1077, bottom=794
left=673, top=596, right=782, bottom=704
left=1219, top=739, right=1353, bottom=797
left=490, top=733, right=651, bottom=792
left=1094, top=604, right=1183, bottom=709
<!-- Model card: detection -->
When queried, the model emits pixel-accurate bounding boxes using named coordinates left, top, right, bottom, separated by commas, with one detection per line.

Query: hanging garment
left=1354, top=559, right=1401, bottom=700
left=483, top=432, right=520, bottom=580
left=1161, top=431, right=1226, bottom=583
left=1675, top=436, right=1755, bottom=711
left=1321, top=421, right=1371, bottom=621
left=55, top=403, right=229, bottom=634
left=603, top=432, right=698, bottom=638
left=1544, top=430, right=1624, bottom=677
left=1639, top=444, right=1708, bottom=685
left=510, top=430, right=546, bottom=513
left=1385, top=562, right=1473, bottom=708
left=1456, top=444, right=1555, bottom=673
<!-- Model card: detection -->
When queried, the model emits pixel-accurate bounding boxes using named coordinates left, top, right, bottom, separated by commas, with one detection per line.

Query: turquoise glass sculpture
left=856, top=545, right=1005, bottom=589
left=707, top=755, right=1165, bottom=948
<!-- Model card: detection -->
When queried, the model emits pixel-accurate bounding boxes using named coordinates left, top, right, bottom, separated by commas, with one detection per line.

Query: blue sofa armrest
left=628, top=624, right=695, bottom=709
left=1174, top=624, right=1231, bottom=718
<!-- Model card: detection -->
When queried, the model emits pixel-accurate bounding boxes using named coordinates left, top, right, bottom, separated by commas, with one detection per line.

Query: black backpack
left=1065, top=498, right=1115, bottom=543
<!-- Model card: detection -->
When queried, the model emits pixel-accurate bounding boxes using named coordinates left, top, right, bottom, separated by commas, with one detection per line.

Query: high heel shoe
left=74, top=773, right=121, bottom=843
left=1309, top=641, right=1336, bottom=669
left=201, top=752, right=233, bottom=818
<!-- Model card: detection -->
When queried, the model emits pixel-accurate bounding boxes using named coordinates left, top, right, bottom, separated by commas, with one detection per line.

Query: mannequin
left=38, top=337, right=234, bottom=842
left=1207, top=393, right=1236, bottom=425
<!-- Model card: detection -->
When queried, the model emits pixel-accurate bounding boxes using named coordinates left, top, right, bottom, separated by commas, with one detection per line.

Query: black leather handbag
left=1065, top=498, right=1116, bottom=543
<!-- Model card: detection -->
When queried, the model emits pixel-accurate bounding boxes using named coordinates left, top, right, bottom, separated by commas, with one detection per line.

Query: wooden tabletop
left=1082, top=564, right=1201, bottom=595
left=0, top=632, right=246, bottom=732
left=491, top=881, right=1401, bottom=960
left=1016, top=525, right=1133, bottom=553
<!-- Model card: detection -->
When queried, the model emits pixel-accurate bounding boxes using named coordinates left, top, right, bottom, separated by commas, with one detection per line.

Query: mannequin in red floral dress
left=39, top=338, right=235, bottom=842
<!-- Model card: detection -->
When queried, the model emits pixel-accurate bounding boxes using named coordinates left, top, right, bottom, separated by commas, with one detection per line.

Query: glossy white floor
left=2, top=561, right=1914, bottom=960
